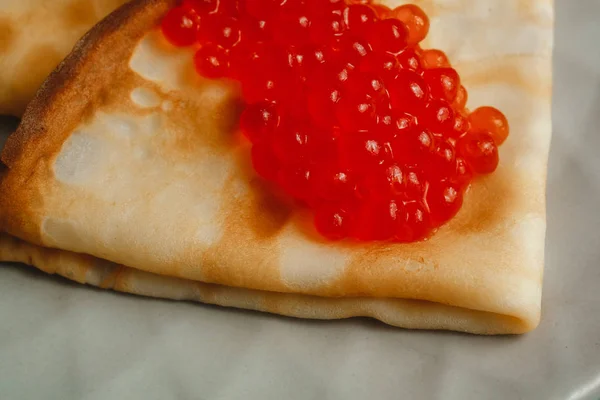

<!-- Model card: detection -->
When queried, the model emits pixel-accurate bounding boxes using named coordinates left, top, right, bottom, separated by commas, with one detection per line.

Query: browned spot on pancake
left=0, top=18, right=15, bottom=53
left=452, top=173, right=514, bottom=235
left=80, top=86, right=113, bottom=122
left=198, top=233, right=283, bottom=292
left=196, top=165, right=290, bottom=292
left=216, top=97, right=244, bottom=139
left=156, top=81, right=242, bottom=160
left=8, top=45, right=64, bottom=116
left=245, top=179, right=293, bottom=239
left=220, top=144, right=295, bottom=239
left=76, top=58, right=145, bottom=125
left=62, top=0, right=99, bottom=28
left=334, top=241, right=426, bottom=298
left=101, top=0, right=132, bottom=13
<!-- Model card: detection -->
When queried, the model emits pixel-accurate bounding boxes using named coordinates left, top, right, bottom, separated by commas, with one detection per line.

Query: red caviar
left=161, top=0, right=510, bottom=243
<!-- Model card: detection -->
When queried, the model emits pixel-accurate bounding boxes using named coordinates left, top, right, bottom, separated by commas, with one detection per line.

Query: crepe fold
left=0, top=0, right=553, bottom=334
left=0, top=0, right=129, bottom=116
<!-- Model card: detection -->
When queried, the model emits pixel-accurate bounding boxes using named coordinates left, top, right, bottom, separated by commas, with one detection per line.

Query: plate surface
left=1, top=1, right=600, bottom=399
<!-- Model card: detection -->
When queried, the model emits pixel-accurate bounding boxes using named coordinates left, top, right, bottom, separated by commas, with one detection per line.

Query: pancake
left=0, top=0, right=553, bottom=334
left=0, top=232, right=529, bottom=334
left=0, top=0, right=128, bottom=116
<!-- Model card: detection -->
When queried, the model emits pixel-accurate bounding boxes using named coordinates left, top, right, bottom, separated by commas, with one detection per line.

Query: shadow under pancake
left=0, top=116, right=19, bottom=171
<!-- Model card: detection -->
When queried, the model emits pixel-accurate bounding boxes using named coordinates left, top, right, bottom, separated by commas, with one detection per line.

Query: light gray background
left=1, top=1, right=599, bottom=399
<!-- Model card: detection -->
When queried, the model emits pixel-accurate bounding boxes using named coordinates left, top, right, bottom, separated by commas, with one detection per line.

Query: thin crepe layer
left=0, top=233, right=524, bottom=334
left=0, top=0, right=553, bottom=334
left=0, top=0, right=129, bottom=116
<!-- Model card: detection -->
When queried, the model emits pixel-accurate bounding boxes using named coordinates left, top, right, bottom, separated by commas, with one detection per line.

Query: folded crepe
left=0, top=0, right=128, bottom=116
left=0, top=0, right=554, bottom=334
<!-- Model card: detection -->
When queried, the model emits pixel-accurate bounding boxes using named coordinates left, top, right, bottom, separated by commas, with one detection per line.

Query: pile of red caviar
left=161, top=0, right=509, bottom=242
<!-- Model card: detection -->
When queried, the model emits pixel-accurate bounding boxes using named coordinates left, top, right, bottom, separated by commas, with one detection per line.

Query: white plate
left=1, top=1, right=600, bottom=399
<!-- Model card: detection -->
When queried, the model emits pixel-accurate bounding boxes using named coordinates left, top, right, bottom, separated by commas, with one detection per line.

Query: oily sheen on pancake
left=0, top=0, right=553, bottom=334
left=0, top=0, right=128, bottom=116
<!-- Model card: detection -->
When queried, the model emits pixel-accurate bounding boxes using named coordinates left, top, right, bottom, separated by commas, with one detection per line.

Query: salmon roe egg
left=161, top=0, right=509, bottom=243
left=421, top=49, right=451, bottom=69
left=469, top=106, right=510, bottom=145
left=161, top=6, right=199, bottom=46
left=390, top=4, right=429, bottom=45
